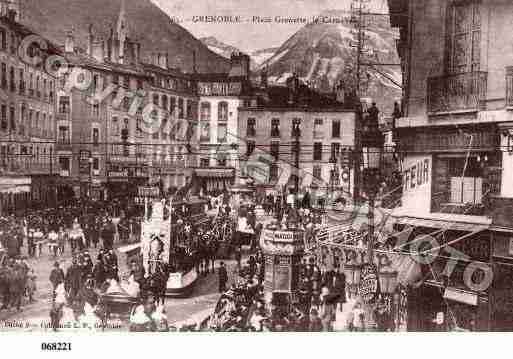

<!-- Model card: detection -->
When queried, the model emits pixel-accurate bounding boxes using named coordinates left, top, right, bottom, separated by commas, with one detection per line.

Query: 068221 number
left=41, top=342, right=72, bottom=351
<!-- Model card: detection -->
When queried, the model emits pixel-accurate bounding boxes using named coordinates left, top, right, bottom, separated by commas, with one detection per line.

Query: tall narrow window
left=445, top=1, right=481, bottom=74
left=313, top=142, right=323, bottom=161
left=218, top=101, right=228, bottom=122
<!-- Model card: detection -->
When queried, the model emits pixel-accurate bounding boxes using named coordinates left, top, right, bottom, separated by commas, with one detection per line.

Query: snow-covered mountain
left=258, top=10, right=402, bottom=114
left=199, top=37, right=278, bottom=70
left=251, top=47, right=279, bottom=67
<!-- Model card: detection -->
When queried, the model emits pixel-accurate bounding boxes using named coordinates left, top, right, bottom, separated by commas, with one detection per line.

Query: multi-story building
left=191, top=52, right=253, bottom=194
left=142, top=54, right=198, bottom=191
left=388, top=0, right=513, bottom=331
left=57, top=2, right=199, bottom=201
left=238, top=74, right=356, bottom=204
left=0, top=2, right=59, bottom=214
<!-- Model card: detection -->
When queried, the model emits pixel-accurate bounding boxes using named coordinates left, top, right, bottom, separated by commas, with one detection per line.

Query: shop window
left=448, top=157, right=483, bottom=204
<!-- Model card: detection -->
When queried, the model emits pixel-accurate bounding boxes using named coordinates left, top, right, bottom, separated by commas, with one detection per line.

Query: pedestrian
left=57, top=227, right=66, bottom=256
left=26, top=269, right=37, bottom=303
left=218, top=261, right=228, bottom=293
left=234, top=246, right=241, bottom=273
left=48, top=229, right=58, bottom=258
left=65, top=258, right=82, bottom=304
left=319, top=286, right=336, bottom=332
left=49, top=261, right=65, bottom=299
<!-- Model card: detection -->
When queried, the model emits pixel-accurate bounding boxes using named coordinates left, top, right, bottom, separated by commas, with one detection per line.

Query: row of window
left=58, top=156, right=99, bottom=173
left=245, top=141, right=345, bottom=161
left=200, top=102, right=229, bottom=122
left=0, top=143, right=55, bottom=172
left=246, top=118, right=342, bottom=138
left=152, top=93, right=191, bottom=119
left=151, top=74, right=193, bottom=93
left=0, top=62, right=54, bottom=103
left=0, top=103, right=54, bottom=138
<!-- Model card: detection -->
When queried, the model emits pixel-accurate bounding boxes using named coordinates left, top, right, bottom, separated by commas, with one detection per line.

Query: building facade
left=192, top=53, right=253, bottom=194
left=388, top=0, right=513, bottom=331
left=57, top=3, right=199, bottom=202
left=0, top=3, right=59, bottom=214
left=238, top=76, right=356, bottom=204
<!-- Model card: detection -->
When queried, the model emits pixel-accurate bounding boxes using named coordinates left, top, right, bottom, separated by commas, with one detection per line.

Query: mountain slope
left=259, top=11, right=401, bottom=114
left=200, top=36, right=276, bottom=70
left=19, top=0, right=230, bottom=73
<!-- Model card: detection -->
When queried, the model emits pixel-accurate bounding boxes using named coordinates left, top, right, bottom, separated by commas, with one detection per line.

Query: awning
left=0, top=184, right=31, bottom=194
left=396, top=216, right=489, bottom=233
left=194, top=168, right=235, bottom=179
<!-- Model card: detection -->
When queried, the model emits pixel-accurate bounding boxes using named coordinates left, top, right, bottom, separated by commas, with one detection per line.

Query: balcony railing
left=427, top=71, right=487, bottom=114
left=0, top=157, right=58, bottom=175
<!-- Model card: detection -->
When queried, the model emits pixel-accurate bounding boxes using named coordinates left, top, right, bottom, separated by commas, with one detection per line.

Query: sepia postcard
left=0, top=0, right=510, bottom=355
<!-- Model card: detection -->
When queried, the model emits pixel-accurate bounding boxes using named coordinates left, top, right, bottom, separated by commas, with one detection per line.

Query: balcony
left=427, top=71, right=487, bottom=115
left=490, top=196, right=513, bottom=229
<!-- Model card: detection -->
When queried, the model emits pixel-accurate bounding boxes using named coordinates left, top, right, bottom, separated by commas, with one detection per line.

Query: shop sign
left=138, top=186, right=160, bottom=197
left=262, top=229, right=304, bottom=243
left=359, top=264, right=379, bottom=304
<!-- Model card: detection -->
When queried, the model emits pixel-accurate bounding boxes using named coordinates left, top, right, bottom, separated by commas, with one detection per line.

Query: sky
left=152, top=0, right=389, bottom=53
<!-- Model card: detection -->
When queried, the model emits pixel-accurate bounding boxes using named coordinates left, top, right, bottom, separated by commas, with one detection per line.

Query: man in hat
left=218, top=261, right=228, bottom=293
left=49, top=261, right=65, bottom=299
left=65, top=257, right=82, bottom=304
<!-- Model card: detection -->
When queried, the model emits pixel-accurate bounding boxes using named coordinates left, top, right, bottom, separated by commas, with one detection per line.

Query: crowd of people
left=0, top=199, right=140, bottom=314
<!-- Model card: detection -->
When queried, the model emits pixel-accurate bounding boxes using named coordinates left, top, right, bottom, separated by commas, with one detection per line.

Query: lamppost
left=359, top=106, right=384, bottom=331
left=292, top=118, right=301, bottom=198
left=88, top=155, right=93, bottom=199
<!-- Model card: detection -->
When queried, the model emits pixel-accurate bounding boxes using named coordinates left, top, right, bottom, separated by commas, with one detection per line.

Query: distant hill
left=19, top=0, right=230, bottom=73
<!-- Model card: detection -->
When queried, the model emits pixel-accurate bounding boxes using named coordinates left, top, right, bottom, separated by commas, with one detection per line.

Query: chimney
left=192, top=50, right=197, bottom=73
left=336, top=80, right=345, bottom=103
left=64, top=30, right=74, bottom=53
left=228, top=52, right=250, bottom=78
left=87, top=24, right=94, bottom=56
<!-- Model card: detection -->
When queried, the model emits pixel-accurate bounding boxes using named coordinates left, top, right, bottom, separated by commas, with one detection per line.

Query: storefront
left=0, top=176, right=32, bottom=215
left=193, top=167, right=235, bottom=195
left=391, top=219, right=493, bottom=331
